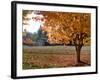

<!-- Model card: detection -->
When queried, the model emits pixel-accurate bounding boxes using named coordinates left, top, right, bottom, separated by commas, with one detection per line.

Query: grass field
left=23, top=46, right=91, bottom=69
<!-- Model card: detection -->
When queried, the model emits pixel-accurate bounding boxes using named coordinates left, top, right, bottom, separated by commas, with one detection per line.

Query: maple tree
left=22, top=10, right=91, bottom=63
left=42, top=11, right=91, bottom=63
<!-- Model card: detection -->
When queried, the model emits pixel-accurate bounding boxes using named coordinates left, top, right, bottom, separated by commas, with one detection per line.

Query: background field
left=23, top=46, right=91, bottom=69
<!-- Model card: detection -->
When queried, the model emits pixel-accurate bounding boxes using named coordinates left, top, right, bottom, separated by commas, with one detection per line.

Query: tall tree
left=42, top=11, right=91, bottom=63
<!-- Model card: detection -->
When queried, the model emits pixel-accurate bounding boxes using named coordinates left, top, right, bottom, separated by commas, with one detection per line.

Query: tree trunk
left=75, top=45, right=82, bottom=63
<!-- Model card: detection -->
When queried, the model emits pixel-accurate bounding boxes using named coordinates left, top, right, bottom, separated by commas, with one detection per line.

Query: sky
left=23, top=20, right=41, bottom=33
left=23, top=12, right=44, bottom=33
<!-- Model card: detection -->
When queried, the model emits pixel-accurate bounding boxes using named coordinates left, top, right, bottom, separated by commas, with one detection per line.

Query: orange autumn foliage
left=42, top=12, right=91, bottom=45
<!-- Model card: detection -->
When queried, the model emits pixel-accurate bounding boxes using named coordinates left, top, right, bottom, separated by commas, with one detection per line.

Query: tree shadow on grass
left=74, top=60, right=90, bottom=67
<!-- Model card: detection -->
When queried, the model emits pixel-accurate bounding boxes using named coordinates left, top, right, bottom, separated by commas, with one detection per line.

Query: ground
left=23, top=46, right=91, bottom=69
